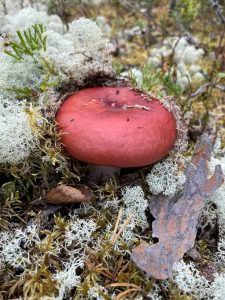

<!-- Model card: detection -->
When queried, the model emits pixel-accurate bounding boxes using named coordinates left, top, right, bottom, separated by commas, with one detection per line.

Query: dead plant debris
left=45, top=184, right=93, bottom=204
left=131, top=134, right=224, bottom=280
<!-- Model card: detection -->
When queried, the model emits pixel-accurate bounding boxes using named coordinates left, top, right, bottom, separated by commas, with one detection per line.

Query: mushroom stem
left=88, top=165, right=121, bottom=183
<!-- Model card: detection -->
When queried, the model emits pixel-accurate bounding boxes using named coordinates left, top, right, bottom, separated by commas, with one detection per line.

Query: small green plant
left=4, top=24, right=47, bottom=61
left=129, top=64, right=182, bottom=98
left=4, top=24, right=58, bottom=99
left=159, top=73, right=182, bottom=97
left=170, top=0, right=201, bottom=28
left=140, top=64, right=161, bottom=91
left=0, top=182, right=22, bottom=230
left=112, top=61, right=123, bottom=76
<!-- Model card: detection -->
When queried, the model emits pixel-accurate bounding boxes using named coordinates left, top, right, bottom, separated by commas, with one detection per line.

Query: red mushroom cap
left=56, top=87, right=177, bottom=167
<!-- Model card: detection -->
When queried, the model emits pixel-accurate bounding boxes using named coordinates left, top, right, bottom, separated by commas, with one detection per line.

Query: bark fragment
left=132, top=135, right=224, bottom=280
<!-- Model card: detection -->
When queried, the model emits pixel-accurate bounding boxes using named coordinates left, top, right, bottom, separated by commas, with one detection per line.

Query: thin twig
left=113, top=214, right=133, bottom=244
left=216, top=83, right=225, bottom=91
left=111, top=208, right=123, bottom=244
left=111, top=208, right=133, bottom=245
left=190, top=83, right=210, bottom=98
left=122, top=0, right=170, bottom=35
left=190, top=82, right=225, bottom=98
left=210, top=0, right=225, bottom=23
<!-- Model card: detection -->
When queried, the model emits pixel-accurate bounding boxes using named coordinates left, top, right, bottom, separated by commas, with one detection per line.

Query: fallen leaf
left=45, top=184, right=92, bottom=204
left=131, top=134, right=224, bottom=280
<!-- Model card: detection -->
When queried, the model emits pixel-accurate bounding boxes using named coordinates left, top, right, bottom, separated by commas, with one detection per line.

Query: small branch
left=190, top=83, right=211, bottom=98
left=111, top=208, right=123, bottom=244
left=190, top=82, right=225, bottom=98
left=111, top=208, right=133, bottom=245
left=168, top=0, right=177, bottom=13
left=121, top=0, right=170, bottom=36
left=113, top=214, right=132, bottom=243
left=216, top=83, right=225, bottom=91
left=210, top=0, right=225, bottom=23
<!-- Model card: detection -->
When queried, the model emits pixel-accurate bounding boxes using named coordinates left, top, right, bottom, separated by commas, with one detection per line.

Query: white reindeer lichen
left=0, top=97, right=36, bottom=164
left=146, top=157, right=186, bottom=197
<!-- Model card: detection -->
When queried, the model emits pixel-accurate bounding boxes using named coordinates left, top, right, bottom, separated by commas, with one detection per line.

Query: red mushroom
left=56, top=87, right=177, bottom=182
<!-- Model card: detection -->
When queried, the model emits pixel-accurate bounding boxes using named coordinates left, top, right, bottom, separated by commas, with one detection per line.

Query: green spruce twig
left=4, top=24, right=47, bottom=61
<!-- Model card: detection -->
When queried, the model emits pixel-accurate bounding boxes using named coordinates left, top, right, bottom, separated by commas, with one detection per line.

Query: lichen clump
left=146, top=157, right=186, bottom=197
left=0, top=98, right=36, bottom=164
left=43, top=17, right=113, bottom=84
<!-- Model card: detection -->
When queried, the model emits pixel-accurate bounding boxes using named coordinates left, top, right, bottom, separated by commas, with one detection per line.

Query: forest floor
left=0, top=1, right=225, bottom=299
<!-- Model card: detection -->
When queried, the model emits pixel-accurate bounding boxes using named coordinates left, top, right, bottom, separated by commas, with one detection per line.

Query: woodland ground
left=0, top=1, right=225, bottom=300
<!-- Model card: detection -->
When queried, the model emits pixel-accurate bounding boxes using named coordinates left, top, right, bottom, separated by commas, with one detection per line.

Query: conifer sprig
left=4, top=24, right=47, bottom=61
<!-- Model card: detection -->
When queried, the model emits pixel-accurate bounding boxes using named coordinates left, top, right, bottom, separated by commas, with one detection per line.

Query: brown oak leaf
left=131, top=134, right=224, bottom=280
left=45, top=184, right=92, bottom=204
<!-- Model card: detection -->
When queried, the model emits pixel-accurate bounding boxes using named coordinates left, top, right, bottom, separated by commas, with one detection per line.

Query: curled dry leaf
left=45, top=184, right=93, bottom=204
left=131, top=134, right=224, bottom=280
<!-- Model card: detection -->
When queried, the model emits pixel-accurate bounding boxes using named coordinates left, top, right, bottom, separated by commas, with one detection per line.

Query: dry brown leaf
left=45, top=184, right=92, bottom=204
left=131, top=134, right=224, bottom=280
